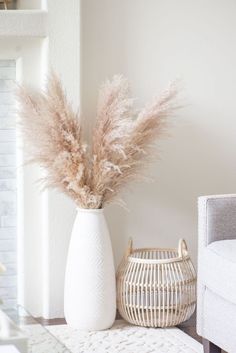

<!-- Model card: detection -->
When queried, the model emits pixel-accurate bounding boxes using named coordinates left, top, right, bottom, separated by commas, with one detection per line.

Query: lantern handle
left=125, top=237, right=133, bottom=258
left=178, top=238, right=188, bottom=258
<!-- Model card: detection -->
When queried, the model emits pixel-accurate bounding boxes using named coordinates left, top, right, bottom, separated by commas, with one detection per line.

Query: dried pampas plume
left=17, top=73, right=179, bottom=209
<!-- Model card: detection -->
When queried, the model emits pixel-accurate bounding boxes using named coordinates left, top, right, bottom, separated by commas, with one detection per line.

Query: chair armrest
left=198, top=194, right=236, bottom=249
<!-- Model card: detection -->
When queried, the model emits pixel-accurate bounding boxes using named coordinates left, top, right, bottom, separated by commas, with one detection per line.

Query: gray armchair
left=197, top=195, right=236, bottom=353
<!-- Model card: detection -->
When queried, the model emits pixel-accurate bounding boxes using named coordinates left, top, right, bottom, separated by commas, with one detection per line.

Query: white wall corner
left=41, top=0, right=81, bottom=319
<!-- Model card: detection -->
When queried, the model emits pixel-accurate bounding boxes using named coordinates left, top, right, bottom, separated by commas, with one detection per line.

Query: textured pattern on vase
left=64, top=209, right=116, bottom=330
left=47, top=320, right=203, bottom=353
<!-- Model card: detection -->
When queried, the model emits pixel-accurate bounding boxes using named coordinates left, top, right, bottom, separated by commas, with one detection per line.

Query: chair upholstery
left=197, top=194, right=236, bottom=353
left=201, top=239, right=236, bottom=305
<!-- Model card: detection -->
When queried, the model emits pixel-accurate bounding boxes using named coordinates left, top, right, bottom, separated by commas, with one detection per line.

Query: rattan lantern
left=117, top=238, right=196, bottom=328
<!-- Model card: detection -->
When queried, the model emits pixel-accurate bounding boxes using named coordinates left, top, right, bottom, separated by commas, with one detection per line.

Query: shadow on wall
left=106, top=121, right=236, bottom=268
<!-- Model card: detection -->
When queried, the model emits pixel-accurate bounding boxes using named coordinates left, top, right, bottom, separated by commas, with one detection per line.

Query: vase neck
left=76, top=208, right=104, bottom=215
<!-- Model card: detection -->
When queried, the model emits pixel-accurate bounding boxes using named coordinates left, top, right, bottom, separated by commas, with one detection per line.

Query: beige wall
left=81, top=0, right=236, bottom=266
left=17, top=0, right=42, bottom=9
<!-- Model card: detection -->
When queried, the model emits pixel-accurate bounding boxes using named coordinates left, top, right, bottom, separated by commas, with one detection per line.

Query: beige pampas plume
left=16, top=73, right=179, bottom=209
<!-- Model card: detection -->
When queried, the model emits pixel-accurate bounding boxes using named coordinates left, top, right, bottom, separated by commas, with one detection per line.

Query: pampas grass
left=17, top=73, right=179, bottom=209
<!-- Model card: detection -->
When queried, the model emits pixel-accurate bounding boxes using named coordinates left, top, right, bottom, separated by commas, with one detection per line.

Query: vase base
left=65, top=317, right=115, bottom=331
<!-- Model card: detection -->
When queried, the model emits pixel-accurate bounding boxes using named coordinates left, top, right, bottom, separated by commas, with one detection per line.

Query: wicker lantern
left=117, top=238, right=196, bottom=328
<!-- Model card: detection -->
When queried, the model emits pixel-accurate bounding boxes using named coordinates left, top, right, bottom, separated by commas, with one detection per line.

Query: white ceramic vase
left=64, top=208, right=116, bottom=331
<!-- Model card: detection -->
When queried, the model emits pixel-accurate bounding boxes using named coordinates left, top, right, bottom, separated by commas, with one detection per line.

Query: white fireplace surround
left=0, top=1, right=80, bottom=319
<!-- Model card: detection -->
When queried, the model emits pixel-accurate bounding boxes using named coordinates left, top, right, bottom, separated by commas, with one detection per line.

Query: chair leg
left=203, top=339, right=221, bottom=353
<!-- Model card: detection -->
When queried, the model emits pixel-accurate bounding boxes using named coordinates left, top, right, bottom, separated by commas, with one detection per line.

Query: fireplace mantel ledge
left=0, top=10, right=48, bottom=37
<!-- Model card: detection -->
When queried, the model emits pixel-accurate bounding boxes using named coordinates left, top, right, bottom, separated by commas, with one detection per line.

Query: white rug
left=47, top=320, right=203, bottom=353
